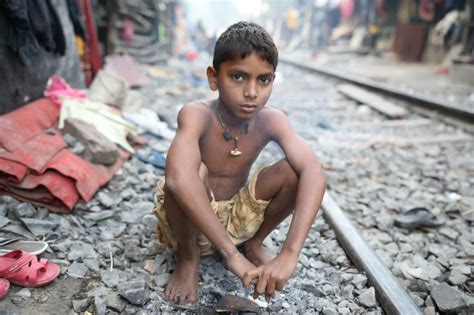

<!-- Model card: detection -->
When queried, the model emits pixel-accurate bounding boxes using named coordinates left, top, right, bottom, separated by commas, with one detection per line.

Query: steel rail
left=322, top=193, right=422, bottom=315
left=280, top=57, right=474, bottom=123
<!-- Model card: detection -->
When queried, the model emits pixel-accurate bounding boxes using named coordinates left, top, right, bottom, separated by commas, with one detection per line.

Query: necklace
left=216, top=100, right=248, bottom=157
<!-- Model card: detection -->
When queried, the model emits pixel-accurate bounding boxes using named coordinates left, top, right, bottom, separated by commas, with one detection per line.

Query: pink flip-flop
left=0, top=250, right=60, bottom=288
left=0, top=278, right=10, bottom=300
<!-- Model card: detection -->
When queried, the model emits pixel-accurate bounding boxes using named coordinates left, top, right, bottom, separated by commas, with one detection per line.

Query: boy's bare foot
left=243, top=239, right=275, bottom=266
left=164, top=251, right=200, bottom=305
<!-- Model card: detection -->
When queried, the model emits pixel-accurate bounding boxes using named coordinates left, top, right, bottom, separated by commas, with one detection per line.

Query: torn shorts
left=152, top=167, right=270, bottom=256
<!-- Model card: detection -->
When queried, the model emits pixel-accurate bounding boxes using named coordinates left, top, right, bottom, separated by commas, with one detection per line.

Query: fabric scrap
left=44, top=76, right=87, bottom=107
left=59, top=99, right=138, bottom=153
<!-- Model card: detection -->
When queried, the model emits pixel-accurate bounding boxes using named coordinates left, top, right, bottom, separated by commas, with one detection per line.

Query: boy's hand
left=224, top=251, right=258, bottom=281
left=242, top=252, right=298, bottom=302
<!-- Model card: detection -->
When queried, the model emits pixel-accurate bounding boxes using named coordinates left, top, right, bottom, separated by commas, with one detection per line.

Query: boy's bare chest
left=199, top=125, right=267, bottom=177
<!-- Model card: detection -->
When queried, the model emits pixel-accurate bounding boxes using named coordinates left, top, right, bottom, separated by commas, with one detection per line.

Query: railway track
left=280, top=56, right=474, bottom=123
left=266, top=60, right=473, bottom=314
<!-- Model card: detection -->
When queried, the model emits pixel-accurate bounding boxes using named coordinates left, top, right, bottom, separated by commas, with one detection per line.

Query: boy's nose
left=244, top=82, right=258, bottom=99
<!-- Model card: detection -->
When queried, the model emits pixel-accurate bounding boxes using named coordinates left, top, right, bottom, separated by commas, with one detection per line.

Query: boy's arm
left=166, top=104, right=255, bottom=275
left=244, top=109, right=326, bottom=299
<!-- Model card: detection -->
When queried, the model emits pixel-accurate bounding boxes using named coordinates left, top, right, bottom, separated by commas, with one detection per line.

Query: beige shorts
left=152, top=168, right=270, bottom=256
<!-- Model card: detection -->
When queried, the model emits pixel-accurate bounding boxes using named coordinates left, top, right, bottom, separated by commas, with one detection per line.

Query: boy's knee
left=276, top=159, right=298, bottom=189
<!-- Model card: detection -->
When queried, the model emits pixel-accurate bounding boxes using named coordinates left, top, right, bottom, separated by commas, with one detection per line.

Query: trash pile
left=0, top=55, right=173, bottom=213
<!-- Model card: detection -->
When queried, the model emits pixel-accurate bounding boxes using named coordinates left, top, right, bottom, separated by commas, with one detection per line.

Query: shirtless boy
left=153, top=21, right=326, bottom=304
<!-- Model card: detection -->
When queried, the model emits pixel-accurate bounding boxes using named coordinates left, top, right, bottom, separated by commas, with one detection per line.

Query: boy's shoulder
left=257, top=106, right=289, bottom=131
left=178, top=100, right=213, bottom=120
left=181, top=99, right=213, bottom=112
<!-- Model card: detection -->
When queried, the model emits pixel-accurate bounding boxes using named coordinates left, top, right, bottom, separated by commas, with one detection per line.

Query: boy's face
left=207, top=52, right=275, bottom=120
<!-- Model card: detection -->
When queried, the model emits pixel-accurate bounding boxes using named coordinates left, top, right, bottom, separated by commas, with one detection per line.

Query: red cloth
left=0, top=98, right=59, bottom=152
left=340, top=0, right=355, bottom=20
left=0, top=133, right=67, bottom=174
left=78, top=0, right=102, bottom=86
left=0, top=97, right=129, bottom=213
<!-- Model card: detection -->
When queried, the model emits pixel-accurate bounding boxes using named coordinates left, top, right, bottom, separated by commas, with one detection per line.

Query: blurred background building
left=1, top=0, right=473, bottom=114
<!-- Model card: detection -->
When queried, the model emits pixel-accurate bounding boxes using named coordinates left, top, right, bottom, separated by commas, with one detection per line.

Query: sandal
left=0, top=278, right=9, bottom=300
left=394, top=207, right=445, bottom=230
left=0, top=238, right=49, bottom=256
left=0, top=250, right=60, bottom=288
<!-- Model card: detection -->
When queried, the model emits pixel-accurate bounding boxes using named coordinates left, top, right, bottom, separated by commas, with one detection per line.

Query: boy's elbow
left=165, top=171, right=187, bottom=194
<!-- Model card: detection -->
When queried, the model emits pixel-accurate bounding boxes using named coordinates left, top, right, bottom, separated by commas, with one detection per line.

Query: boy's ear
left=207, top=66, right=218, bottom=91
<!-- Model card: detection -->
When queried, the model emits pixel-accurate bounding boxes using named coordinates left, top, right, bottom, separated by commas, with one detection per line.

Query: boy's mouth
left=239, top=104, right=258, bottom=113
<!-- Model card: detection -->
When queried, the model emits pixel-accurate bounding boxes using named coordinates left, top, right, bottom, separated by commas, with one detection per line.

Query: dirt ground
left=0, top=278, right=90, bottom=314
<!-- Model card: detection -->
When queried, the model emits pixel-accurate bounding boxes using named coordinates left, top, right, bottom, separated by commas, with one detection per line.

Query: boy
left=153, top=21, right=326, bottom=305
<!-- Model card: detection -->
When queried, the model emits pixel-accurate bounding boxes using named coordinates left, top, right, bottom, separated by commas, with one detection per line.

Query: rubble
left=63, top=118, right=119, bottom=166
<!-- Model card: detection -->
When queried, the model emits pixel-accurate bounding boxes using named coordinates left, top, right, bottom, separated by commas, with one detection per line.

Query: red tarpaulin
left=0, top=98, right=128, bottom=213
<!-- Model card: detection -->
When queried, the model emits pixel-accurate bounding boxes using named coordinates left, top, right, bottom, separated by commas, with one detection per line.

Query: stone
left=302, top=284, right=324, bottom=297
left=10, top=203, right=36, bottom=219
left=142, top=214, right=158, bottom=236
left=299, top=253, right=310, bottom=267
left=439, top=227, right=460, bottom=240
left=341, top=284, right=354, bottom=299
left=97, top=192, right=114, bottom=208
left=448, top=271, right=467, bottom=286
left=95, top=295, right=107, bottom=315
left=322, top=284, right=336, bottom=296
left=83, top=259, right=100, bottom=274
left=359, top=287, right=376, bottom=308
left=268, top=300, right=283, bottom=312
left=20, top=218, right=58, bottom=236
left=423, top=306, right=436, bottom=315
left=0, top=215, right=10, bottom=228
left=71, top=141, right=85, bottom=155
left=430, top=282, right=466, bottom=313
left=86, top=286, right=108, bottom=298
left=68, top=262, right=89, bottom=278
left=72, top=298, right=90, bottom=313
left=101, top=269, right=122, bottom=288
left=352, top=274, right=368, bottom=289
left=106, top=293, right=127, bottom=312
left=15, top=288, right=31, bottom=298
left=83, top=210, right=115, bottom=222
left=120, top=211, right=144, bottom=224
left=154, top=273, right=170, bottom=287
left=322, top=306, right=338, bottom=315
left=68, top=243, right=98, bottom=261
left=63, top=118, right=119, bottom=165
left=337, top=307, right=351, bottom=314
left=117, top=280, right=150, bottom=306
left=63, top=133, right=78, bottom=146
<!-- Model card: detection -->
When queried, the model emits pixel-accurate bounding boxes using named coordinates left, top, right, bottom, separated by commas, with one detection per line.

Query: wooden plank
left=281, top=56, right=474, bottom=122
left=322, top=193, right=422, bottom=315
left=338, top=84, right=408, bottom=118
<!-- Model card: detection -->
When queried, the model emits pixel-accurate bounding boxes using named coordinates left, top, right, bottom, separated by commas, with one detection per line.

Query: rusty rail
left=322, top=193, right=422, bottom=315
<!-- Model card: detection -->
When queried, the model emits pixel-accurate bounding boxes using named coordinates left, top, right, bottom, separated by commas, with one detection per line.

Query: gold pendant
left=230, top=149, right=242, bottom=156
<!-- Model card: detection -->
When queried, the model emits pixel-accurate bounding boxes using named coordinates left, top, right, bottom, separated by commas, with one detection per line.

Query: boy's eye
left=259, top=75, right=273, bottom=84
left=232, top=73, right=244, bottom=81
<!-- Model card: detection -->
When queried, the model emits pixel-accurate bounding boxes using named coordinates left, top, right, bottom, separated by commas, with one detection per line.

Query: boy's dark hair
left=213, top=21, right=278, bottom=72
